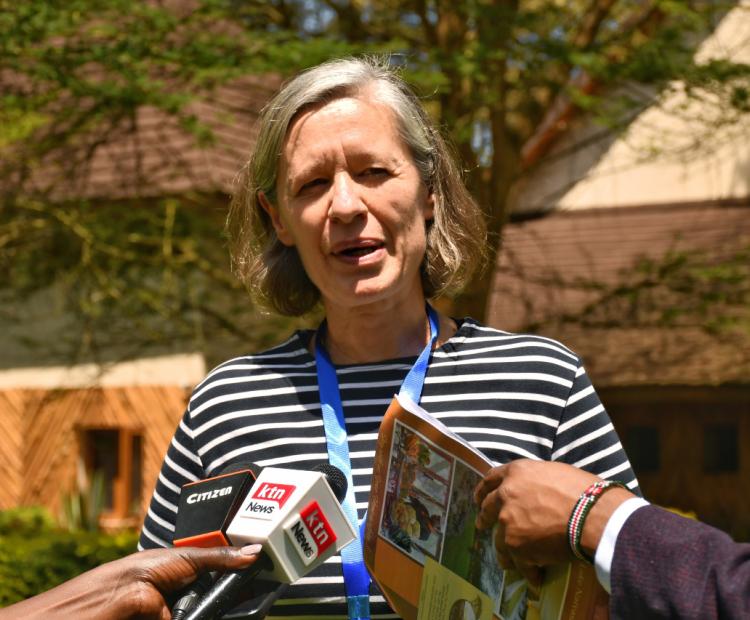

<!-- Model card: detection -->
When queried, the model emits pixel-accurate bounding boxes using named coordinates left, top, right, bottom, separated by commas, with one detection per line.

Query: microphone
left=171, top=461, right=261, bottom=620
left=183, top=464, right=355, bottom=620
left=173, top=461, right=261, bottom=548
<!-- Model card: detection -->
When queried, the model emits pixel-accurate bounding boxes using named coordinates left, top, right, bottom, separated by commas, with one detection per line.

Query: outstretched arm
left=0, top=545, right=261, bottom=620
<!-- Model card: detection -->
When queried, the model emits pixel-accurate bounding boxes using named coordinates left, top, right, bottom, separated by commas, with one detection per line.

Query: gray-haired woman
left=140, top=56, right=637, bottom=620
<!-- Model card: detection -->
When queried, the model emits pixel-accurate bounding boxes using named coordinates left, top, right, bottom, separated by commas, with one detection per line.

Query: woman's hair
left=227, top=55, right=487, bottom=316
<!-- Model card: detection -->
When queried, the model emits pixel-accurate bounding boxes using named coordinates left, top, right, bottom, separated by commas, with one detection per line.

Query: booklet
left=363, top=393, right=609, bottom=620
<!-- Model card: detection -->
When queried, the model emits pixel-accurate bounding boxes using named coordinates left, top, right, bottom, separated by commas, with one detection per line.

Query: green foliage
left=0, top=507, right=138, bottom=606
left=1, top=0, right=748, bottom=358
left=59, top=467, right=106, bottom=532
left=0, top=192, right=317, bottom=366
left=0, top=506, right=56, bottom=537
left=622, top=245, right=750, bottom=333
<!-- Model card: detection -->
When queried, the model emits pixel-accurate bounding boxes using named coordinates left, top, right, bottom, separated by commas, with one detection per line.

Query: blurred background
left=0, top=0, right=749, bottom=604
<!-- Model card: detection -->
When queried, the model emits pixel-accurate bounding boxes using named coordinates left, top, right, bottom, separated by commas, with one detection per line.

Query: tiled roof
left=8, top=75, right=281, bottom=201
left=488, top=201, right=750, bottom=386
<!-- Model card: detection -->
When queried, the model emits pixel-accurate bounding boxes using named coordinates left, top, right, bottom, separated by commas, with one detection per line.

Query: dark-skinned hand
left=474, top=459, right=632, bottom=586
left=0, top=544, right=262, bottom=620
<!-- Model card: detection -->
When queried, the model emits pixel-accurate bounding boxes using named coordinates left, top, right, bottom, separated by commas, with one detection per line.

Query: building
left=489, top=4, right=750, bottom=537
left=0, top=75, right=279, bottom=527
left=0, top=355, right=204, bottom=527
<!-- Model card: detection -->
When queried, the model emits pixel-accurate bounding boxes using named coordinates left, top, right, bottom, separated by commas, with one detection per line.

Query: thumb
left=513, top=557, right=543, bottom=590
left=175, top=544, right=263, bottom=574
left=137, top=545, right=263, bottom=593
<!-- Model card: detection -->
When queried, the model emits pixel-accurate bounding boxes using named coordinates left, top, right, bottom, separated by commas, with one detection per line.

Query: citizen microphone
left=171, top=461, right=263, bottom=620
left=183, top=464, right=356, bottom=620
left=173, top=461, right=260, bottom=548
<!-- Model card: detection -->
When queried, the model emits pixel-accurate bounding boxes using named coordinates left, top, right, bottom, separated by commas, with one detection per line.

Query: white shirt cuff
left=593, top=497, right=649, bottom=593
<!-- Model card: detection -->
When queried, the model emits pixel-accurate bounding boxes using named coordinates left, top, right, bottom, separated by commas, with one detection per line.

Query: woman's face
left=261, top=93, right=434, bottom=313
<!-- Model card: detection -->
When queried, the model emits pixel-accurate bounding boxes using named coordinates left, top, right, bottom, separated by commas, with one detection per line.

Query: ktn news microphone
left=183, top=463, right=357, bottom=620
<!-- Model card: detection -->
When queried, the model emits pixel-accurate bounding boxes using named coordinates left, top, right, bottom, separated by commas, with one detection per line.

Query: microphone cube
left=173, top=469, right=257, bottom=547
left=226, top=467, right=357, bottom=583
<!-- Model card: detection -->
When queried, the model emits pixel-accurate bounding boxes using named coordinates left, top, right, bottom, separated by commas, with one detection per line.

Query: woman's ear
left=423, top=189, right=435, bottom=222
left=258, top=192, right=294, bottom=246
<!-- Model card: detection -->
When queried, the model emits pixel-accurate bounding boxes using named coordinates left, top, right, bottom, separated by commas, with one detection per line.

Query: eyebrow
left=280, top=139, right=409, bottom=197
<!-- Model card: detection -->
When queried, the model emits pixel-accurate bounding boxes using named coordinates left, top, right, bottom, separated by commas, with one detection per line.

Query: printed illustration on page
left=379, top=419, right=507, bottom=616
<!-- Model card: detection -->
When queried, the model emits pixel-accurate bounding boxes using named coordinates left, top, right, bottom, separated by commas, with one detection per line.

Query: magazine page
left=393, top=393, right=494, bottom=468
left=364, top=394, right=607, bottom=620
left=365, top=394, right=517, bottom=619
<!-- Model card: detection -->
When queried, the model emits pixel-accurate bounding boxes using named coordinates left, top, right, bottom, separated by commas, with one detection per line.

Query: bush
left=0, top=507, right=138, bottom=606
left=0, top=506, right=56, bottom=537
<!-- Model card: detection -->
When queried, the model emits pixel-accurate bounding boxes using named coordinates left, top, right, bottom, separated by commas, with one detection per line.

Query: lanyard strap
left=315, top=304, right=439, bottom=620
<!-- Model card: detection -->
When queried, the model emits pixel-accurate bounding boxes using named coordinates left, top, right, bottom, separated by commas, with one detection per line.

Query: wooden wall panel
left=0, top=390, right=34, bottom=509
left=0, top=385, right=187, bottom=523
left=605, top=386, right=750, bottom=539
left=115, top=386, right=189, bottom=515
left=22, top=390, right=97, bottom=510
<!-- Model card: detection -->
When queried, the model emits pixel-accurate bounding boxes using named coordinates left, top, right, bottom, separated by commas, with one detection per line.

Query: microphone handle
left=171, top=571, right=218, bottom=620
left=184, top=554, right=275, bottom=620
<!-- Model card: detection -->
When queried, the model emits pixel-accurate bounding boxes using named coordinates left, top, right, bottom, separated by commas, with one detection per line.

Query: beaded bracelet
left=567, top=480, right=628, bottom=564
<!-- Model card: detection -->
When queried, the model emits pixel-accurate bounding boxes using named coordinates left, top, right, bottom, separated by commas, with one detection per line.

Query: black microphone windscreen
left=173, top=460, right=260, bottom=547
left=313, top=463, right=347, bottom=503
left=215, top=460, right=262, bottom=478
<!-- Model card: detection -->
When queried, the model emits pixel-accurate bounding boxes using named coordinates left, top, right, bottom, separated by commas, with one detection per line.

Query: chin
left=346, top=286, right=393, bottom=306
left=321, top=267, right=423, bottom=311
left=348, top=280, right=421, bottom=309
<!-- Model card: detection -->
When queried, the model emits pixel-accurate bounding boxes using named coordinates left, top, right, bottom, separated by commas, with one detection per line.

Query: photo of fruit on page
left=380, top=420, right=451, bottom=563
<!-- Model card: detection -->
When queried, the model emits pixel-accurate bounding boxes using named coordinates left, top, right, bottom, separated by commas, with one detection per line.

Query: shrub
left=0, top=507, right=138, bottom=606
left=0, top=506, right=56, bottom=537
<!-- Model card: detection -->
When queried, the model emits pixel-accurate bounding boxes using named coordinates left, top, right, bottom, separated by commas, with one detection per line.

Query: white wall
left=511, top=2, right=750, bottom=213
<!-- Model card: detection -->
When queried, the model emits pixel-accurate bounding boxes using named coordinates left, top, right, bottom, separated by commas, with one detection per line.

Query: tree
left=1, top=0, right=748, bottom=364
left=0, top=0, right=352, bottom=366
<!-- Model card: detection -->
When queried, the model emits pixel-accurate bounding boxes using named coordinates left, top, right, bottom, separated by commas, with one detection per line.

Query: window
left=81, top=428, right=143, bottom=521
left=703, top=425, right=739, bottom=473
left=624, top=426, right=660, bottom=474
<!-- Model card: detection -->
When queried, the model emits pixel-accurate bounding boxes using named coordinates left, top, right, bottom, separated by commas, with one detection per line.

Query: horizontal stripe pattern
left=139, top=318, right=638, bottom=618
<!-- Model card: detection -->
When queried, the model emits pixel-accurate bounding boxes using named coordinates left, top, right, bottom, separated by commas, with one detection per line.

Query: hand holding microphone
left=177, top=463, right=356, bottom=620
left=0, top=546, right=262, bottom=620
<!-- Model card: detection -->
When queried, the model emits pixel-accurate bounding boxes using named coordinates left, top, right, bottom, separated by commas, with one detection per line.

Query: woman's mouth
left=339, top=246, right=378, bottom=257
left=333, top=240, right=385, bottom=261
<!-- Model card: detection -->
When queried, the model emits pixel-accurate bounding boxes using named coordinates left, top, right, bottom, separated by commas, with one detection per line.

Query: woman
left=140, top=57, right=638, bottom=619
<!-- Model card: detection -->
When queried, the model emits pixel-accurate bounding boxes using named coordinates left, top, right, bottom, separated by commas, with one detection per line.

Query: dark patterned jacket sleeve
left=611, top=505, right=750, bottom=619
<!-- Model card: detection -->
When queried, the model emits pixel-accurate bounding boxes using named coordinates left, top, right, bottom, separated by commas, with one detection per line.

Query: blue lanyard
left=315, top=304, right=439, bottom=620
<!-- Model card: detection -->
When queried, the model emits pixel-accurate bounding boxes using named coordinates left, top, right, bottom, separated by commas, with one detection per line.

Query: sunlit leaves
left=1, top=0, right=748, bottom=360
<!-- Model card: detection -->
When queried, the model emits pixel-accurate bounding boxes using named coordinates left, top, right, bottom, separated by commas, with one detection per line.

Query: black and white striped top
left=139, top=319, right=638, bottom=619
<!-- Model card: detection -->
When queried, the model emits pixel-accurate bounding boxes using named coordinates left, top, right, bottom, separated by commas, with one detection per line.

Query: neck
left=320, top=296, right=431, bottom=364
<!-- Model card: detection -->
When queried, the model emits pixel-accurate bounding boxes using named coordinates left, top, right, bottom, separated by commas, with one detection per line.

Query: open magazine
left=363, top=393, right=609, bottom=620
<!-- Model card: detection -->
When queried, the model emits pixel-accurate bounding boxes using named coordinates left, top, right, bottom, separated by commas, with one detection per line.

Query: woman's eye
left=361, top=167, right=389, bottom=178
left=299, top=178, right=328, bottom=193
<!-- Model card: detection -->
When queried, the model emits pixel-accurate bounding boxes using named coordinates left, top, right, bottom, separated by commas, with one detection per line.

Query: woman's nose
left=328, top=173, right=366, bottom=222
